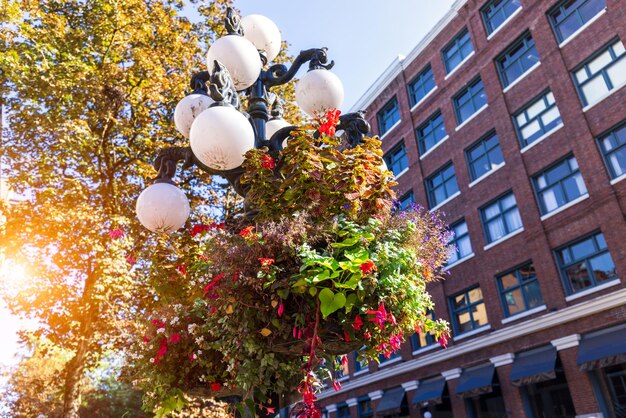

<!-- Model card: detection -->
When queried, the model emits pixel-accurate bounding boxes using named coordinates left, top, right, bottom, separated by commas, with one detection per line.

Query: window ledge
left=429, top=191, right=461, bottom=212
left=565, top=279, right=621, bottom=302
left=412, top=343, right=440, bottom=357
left=582, top=77, right=626, bottom=112
left=379, top=120, right=402, bottom=141
left=540, top=194, right=589, bottom=221
left=610, top=172, right=626, bottom=185
left=353, top=368, right=369, bottom=377
left=502, top=62, right=541, bottom=94
left=455, top=104, right=488, bottom=132
left=520, top=123, right=564, bottom=153
left=444, top=253, right=475, bottom=271
left=378, top=357, right=403, bottom=368
left=483, top=227, right=524, bottom=251
left=444, top=51, right=476, bottom=81
left=393, top=167, right=410, bottom=180
left=338, top=375, right=350, bottom=382
left=468, top=162, right=506, bottom=188
left=410, top=87, right=438, bottom=112
left=486, top=7, right=523, bottom=41
left=419, top=135, right=449, bottom=160
left=501, top=305, right=547, bottom=325
left=452, top=325, right=491, bottom=342
left=559, top=8, right=607, bottom=49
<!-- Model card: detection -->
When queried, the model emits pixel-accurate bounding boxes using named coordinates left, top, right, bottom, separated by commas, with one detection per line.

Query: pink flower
left=352, top=315, right=363, bottom=331
left=332, top=380, right=342, bottom=392
left=366, top=303, right=388, bottom=329
left=389, top=333, right=402, bottom=351
left=364, top=331, right=372, bottom=340
left=170, top=333, right=181, bottom=343
left=438, top=332, right=449, bottom=348
left=109, top=227, right=125, bottom=240
left=126, top=255, right=136, bottom=265
left=359, top=260, right=377, bottom=274
left=265, top=407, right=276, bottom=414
left=341, top=355, right=348, bottom=368
left=277, top=302, right=284, bottom=317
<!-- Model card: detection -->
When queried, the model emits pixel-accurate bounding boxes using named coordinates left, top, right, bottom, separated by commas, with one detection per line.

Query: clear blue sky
left=198, top=1, right=455, bottom=109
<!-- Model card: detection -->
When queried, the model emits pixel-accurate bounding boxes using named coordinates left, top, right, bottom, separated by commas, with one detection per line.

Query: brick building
left=315, top=0, right=626, bottom=417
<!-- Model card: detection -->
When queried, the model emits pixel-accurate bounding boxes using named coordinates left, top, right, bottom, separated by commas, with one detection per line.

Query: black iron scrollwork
left=262, top=48, right=334, bottom=88
left=308, top=47, right=334, bottom=71
left=208, top=60, right=240, bottom=108
left=224, top=7, right=244, bottom=36
left=189, top=71, right=211, bottom=95
left=337, top=111, right=371, bottom=147
left=153, top=147, right=197, bottom=183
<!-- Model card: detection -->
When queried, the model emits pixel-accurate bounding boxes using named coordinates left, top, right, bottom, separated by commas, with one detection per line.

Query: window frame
left=572, top=38, right=626, bottom=108
left=496, top=261, right=544, bottom=317
left=531, top=154, right=587, bottom=215
left=449, top=286, right=489, bottom=335
left=513, top=89, right=562, bottom=148
left=408, top=64, right=436, bottom=107
left=416, top=110, right=447, bottom=156
left=354, top=351, right=368, bottom=373
left=425, top=162, right=459, bottom=208
left=555, top=231, right=618, bottom=295
left=447, top=219, right=473, bottom=265
left=399, top=190, right=415, bottom=211
left=479, top=191, right=523, bottom=244
left=496, top=32, right=540, bottom=88
left=481, top=0, right=523, bottom=35
left=442, top=27, right=475, bottom=74
left=453, top=77, right=487, bottom=126
left=357, top=397, right=374, bottom=418
left=384, top=141, right=409, bottom=177
left=465, top=130, right=504, bottom=181
left=337, top=403, right=351, bottom=418
left=377, top=96, right=401, bottom=136
left=548, top=0, right=607, bottom=43
left=597, top=120, right=626, bottom=179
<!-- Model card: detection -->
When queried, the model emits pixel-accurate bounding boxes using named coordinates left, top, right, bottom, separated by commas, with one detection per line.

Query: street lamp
left=135, top=7, right=371, bottom=233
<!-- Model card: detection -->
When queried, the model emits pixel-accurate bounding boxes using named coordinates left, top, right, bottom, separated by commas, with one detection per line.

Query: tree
left=0, top=0, right=259, bottom=415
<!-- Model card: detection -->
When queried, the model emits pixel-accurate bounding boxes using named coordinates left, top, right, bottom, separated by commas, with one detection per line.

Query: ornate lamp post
left=135, top=8, right=371, bottom=233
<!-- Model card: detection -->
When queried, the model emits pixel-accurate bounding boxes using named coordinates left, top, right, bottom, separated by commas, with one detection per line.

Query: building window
left=379, top=350, right=401, bottom=364
left=417, top=111, right=447, bottom=155
left=412, top=311, right=436, bottom=350
left=522, top=358, right=576, bottom=417
left=555, top=232, right=618, bottom=294
left=448, top=220, right=472, bottom=265
left=480, top=192, right=523, bottom=244
left=514, top=90, right=562, bottom=148
left=466, top=131, right=504, bottom=181
left=337, top=404, right=351, bottom=418
left=497, top=262, right=544, bottom=317
left=334, top=355, right=350, bottom=380
left=408, top=65, right=436, bottom=107
left=426, top=163, right=459, bottom=208
left=597, top=364, right=626, bottom=416
left=532, top=155, right=587, bottom=215
left=378, top=97, right=401, bottom=136
left=598, top=121, right=626, bottom=179
left=481, top=0, right=522, bottom=35
left=399, top=191, right=415, bottom=211
left=354, top=351, right=368, bottom=372
left=549, top=0, right=606, bottom=43
left=573, top=39, right=626, bottom=108
left=453, top=77, right=487, bottom=125
left=496, top=33, right=540, bottom=88
left=357, top=397, right=373, bottom=418
left=450, top=286, right=489, bottom=334
left=442, top=28, right=474, bottom=74
left=384, top=142, right=409, bottom=176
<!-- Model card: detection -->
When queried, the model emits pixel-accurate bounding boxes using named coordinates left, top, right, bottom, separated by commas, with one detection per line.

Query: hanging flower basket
left=131, top=112, right=451, bottom=416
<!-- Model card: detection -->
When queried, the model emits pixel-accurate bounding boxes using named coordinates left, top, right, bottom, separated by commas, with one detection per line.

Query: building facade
left=316, top=0, right=626, bottom=417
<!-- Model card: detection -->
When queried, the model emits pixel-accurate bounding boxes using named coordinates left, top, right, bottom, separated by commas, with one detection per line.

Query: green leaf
left=344, top=293, right=357, bottom=313
left=318, top=288, right=346, bottom=318
left=309, top=287, right=317, bottom=296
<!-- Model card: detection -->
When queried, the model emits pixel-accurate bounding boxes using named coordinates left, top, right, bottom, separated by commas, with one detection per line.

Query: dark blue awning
left=376, top=386, right=406, bottom=415
left=412, top=377, right=446, bottom=406
left=456, top=363, right=495, bottom=398
left=511, top=345, right=557, bottom=386
left=577, top=326, right=626, bottom=371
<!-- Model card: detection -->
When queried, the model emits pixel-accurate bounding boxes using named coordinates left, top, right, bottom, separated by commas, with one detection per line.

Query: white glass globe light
left=241, top=14, right=282, bottom=63
left=189, top=106, right=255, bottom=171
left=174, top=94, right=214, bottom=139
left=266, top=118, right=290, bottom=140
left=136, top=183, right=190, bottom=233
left=206, top=35, right=262, bottom=91
left=295, top=69, right=344, bottom=117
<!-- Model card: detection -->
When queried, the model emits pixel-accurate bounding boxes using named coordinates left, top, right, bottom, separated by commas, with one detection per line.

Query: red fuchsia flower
left=209, top=306, right=217, bottom=315
left=239, top=226, right=255, bottom=238
left=233, top=271, right=240, bottom=283
left=377, top=342, right=393, bottom=359
left=211, top=382, right=222, bottom=392
left=359, top=260, right=377, bottom=275
left=126, top=255, right=136, bottom=265
left=170, top=333, right=181, bottom=344
left=364, top=331, right=372, bottom=340
left=109, top=227, right=125, bottom=240
left=203, top=272, right=225, bottom=298
left=152, top=319, right=165, bottom=329
left=318, top=109, right=341, bottom=136
left=176, top=263, right=187, bottom=276
left=154, top=337, right=168, bottom=364
left=344, top=330, right=351, bottom=342
left=189, top=353, right=197, bottom=362
left=190, top=224, right=212, bottom=236
left=438, top=332, right=450, bottom=348
left=143, top=335, right=150, bottom=343
left=332, top=380, right=342, bottom=392
left=261, top=154, right=275, bottom=169
left=259, top=257, right=275, bottom=267
left=293, top=326, right=298, bottom=338
left=352, top=315, right=363, bottom=331
left=366, top=303, right=388, bottom=329
left=341, top=355, right=348, bottom=368
left=389, top=333, right=403, bottom=351
left=278, top=302, right=284, bottom=317
left=265, top=407, right=276, bottom=414
left=388, top=312, right=397, bottom=326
